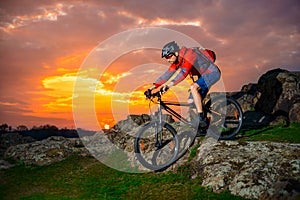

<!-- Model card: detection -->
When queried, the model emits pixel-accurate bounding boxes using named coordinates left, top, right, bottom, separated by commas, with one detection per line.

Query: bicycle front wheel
left=209, top=96, right=243, bottom=140
left=134, top=121, right=179, bottom=171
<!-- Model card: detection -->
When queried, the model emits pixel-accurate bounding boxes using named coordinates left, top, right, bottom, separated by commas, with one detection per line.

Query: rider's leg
left=190, top=83, right=207, bottom=128
left=191, top=70, right=220, bottom=130
left=190, top=83, right=203, bottom=113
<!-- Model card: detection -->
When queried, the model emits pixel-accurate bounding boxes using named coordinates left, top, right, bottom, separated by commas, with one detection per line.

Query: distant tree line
left=0, top=123, right=61, bottom=133
left=0, top=123, right=96, bottom=140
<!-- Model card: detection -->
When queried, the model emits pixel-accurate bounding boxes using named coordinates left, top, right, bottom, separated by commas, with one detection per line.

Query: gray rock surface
left=227, top=68, right=300, bottom=126
left=255, top=69, right=300, bottom=120
left=289, top=102, right=300, bottom=122
left=4, top=136, right=88, bottom=166
left=190, top=140, right=300, bottom=199
left=0, top=132, right=36, bottom=158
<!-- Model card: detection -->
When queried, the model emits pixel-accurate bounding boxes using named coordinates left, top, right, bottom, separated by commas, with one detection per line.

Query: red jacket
left=154, top=47, right=219, bottom=88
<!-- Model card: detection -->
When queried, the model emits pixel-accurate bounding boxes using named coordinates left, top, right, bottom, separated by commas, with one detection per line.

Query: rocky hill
left=229, top=68, right=300, bottom=126
left=2, top=116, right=299, bottom=199
left=1, top=68, right=300, bottom=200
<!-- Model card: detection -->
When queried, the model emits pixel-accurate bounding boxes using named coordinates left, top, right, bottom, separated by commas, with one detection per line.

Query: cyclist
left=145, top=41, right=221, bottom=132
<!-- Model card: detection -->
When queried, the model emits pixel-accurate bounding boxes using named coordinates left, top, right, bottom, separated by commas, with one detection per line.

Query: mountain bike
left=134, top=90, right=243, bottom=171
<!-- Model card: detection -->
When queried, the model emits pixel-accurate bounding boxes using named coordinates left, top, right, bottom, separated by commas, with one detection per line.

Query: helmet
left=161, top=41, right=180, bottom=58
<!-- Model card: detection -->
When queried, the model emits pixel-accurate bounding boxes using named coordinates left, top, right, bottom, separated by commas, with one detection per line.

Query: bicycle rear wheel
left=134, top=121, right=179, bottom=171
left=208, top=96, right=243, bottom=140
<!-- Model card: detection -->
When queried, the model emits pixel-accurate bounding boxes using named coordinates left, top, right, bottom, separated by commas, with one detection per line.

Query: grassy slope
left=1, top=123, right=299, bottom=199
left=0, top=156, right=244, bottom=200
left=240, top=122, right=300, bottom=143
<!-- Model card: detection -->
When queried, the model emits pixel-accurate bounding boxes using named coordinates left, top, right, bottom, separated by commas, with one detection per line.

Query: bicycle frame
left=150, top=92, right=193, bottom=125
left=160, top=101, right=192, bottom=124
left=150, top=92, right=221, bottom=128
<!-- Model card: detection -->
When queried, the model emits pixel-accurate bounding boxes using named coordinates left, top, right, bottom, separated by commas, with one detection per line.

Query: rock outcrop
left=255, top=69, right=300, bottom=116
left=190, top=139, right=300, bottom=200
left=0, top=132, right=36, bottom=158
left=230, top=68, right=300, bottom=126
left=4, top=136, right=88, bottom=166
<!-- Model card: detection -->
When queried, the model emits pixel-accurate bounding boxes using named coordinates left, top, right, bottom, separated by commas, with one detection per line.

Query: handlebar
left=147, top=90, right=162, bottom=100
left=145, top=85, right=170, bottom=99
left=144, top=88, right=163, bottom=100
left=145, top=88, right=194, bottom=109
left=153, top=92, right=163, bottom=100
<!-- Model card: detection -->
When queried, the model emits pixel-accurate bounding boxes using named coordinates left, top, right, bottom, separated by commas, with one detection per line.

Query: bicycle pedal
left=196, top=129, right=207, bottom=137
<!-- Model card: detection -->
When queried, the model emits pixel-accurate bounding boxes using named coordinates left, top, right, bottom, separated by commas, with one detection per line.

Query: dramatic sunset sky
left=0, top=0, right=299, bottom=130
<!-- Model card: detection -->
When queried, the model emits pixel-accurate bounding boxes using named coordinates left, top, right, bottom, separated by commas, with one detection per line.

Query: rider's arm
left=153, top=65, right=177, bottom=88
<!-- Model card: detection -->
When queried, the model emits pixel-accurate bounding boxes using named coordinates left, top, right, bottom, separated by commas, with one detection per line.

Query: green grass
left=239, top=122, right=300, bottom=143
left=0, top=155, right=245, bottom=200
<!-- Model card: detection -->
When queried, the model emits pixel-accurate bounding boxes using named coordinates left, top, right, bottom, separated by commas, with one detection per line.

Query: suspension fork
left=155, top=102, right=163, bottom=148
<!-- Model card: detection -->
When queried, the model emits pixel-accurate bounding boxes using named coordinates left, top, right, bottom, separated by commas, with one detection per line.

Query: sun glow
left=104, top=124, right=110, bottom=129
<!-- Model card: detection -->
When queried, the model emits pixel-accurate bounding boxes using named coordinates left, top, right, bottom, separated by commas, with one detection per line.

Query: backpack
left=198, top=47, right=216, bottom=63
left=190, top=47, right=217, bottom=74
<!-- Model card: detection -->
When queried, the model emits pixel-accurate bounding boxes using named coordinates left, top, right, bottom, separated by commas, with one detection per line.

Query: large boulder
left=232, top=83, right=258, bottom=112
left=255, top=68, right=300, bottom=118
left=289, top=103, right=300, bottom=122
left=230, top=68, right=300, bottom=125
left=113, top=114, right=151, bottom=132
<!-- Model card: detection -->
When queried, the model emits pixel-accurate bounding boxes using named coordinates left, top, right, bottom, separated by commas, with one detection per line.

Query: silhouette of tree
left=0, top=123, right=9, bottom=133
left=16, top=125, right=28, bottom=131
left=40, top=124, right=58, bottom=131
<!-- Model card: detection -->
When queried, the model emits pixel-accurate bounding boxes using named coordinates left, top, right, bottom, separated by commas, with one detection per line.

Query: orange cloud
left=101, top=71, right=132, bottom=84
left=39, top=64, right=149, bottom=129
left=150, top=17, right=202, bottom=27
left=56, top=53, right=88, bottom=69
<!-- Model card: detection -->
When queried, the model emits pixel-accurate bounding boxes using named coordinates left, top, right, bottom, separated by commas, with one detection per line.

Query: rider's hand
left=160, top=85, right=169, bottom=94
left=144, top=89, right=152, bottom=99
